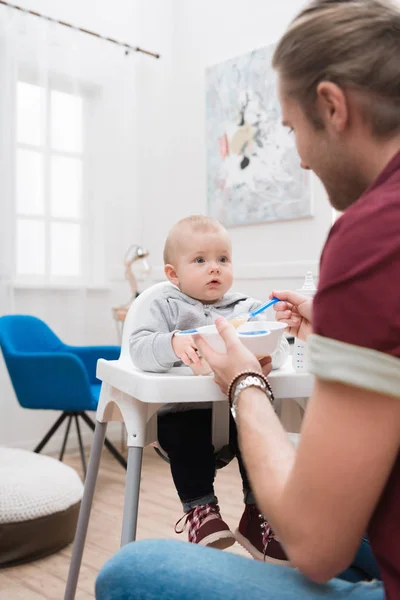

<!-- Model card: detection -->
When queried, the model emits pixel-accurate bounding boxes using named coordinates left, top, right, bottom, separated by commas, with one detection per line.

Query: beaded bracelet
left=227, top=370, right=275, bottom=407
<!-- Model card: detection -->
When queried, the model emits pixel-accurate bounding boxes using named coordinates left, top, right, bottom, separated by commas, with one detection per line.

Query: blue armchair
left=0, top=315, right=126, bottom=475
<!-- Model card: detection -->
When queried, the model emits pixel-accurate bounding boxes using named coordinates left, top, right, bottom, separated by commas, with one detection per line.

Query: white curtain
left=0, top=4, right=141, bottom=448
left=0, top=5, right=141, bottom=335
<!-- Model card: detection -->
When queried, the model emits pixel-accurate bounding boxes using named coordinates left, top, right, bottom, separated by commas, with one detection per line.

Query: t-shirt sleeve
left=314, top=216, right=400, bottom=354
left=309, top=212, right=400, bottom=398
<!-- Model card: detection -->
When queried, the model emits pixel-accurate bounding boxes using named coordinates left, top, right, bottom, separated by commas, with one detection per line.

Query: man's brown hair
left=273, top=0, right=400, bottom=137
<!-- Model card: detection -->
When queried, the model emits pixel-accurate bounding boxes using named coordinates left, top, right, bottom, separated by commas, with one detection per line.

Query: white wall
left=1, top=0, right=332, bottom=450
left=136, top=0, right=332, bottom=301
left=0, top=0, right=173, bottom=451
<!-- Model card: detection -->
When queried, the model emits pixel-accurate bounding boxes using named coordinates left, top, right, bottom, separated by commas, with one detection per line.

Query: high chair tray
left=96, top=356, right=314, bottom=405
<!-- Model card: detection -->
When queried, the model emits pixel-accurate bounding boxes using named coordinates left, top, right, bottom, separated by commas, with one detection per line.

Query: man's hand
left=194, top=318, right=262, bottom=394
left=172, top=334, right=201, bottom=366
left=259, top=355, right=273, bottom=378
left=272, top=290, right=313, bottom=341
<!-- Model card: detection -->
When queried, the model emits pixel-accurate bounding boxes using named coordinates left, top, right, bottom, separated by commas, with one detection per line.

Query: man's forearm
left=236, top=388, right=295, bottom=535
left=235, top=382, right=384, bottom=582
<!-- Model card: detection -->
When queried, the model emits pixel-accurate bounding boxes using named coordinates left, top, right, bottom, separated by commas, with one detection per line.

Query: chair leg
left=74, top=415, right=87, bottom=478
left=80, top=412, right=127, bottom=469
left=59, top=415, right=73, bottom=462
left=34, top=412, right=68, bottom=454
left=64, top=421, right=107, bottom=600
left=121, top=446, right=143, bottom=547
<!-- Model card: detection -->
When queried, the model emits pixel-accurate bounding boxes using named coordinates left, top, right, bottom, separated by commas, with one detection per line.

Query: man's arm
left=237, top=378, right=400, bottom=583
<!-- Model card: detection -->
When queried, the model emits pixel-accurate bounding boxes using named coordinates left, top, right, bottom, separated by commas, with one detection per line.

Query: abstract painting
left=206, top=44, right=312, bottom=227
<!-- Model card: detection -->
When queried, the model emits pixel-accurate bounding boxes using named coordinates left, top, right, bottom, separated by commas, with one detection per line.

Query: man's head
left=163, top=215, right=233, bottom=303
left=273, top=0, right=400, bottom=210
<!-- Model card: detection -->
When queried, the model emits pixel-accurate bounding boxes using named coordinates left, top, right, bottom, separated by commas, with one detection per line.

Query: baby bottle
left=292, top=271, right=316, bottom=372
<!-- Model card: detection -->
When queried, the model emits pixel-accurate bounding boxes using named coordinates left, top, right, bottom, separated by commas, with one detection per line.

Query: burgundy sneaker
left=235, top=504, right=289, bottom=564
left=175, top=504, right=235, bottom=550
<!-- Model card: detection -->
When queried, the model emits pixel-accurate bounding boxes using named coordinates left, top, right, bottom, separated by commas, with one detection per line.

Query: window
left=15, top=80, right=84, bottom=282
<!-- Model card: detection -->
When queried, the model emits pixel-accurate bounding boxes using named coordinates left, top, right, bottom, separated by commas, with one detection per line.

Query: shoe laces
left=175, top=504, right=221, bottom=543
left=258, top=512, right=276, bottom=560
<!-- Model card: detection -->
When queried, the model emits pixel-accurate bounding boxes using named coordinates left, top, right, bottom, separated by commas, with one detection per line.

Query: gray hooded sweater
left=129, top=288, right=289, bottom=413
left=129, top=287, right=289, bottom=373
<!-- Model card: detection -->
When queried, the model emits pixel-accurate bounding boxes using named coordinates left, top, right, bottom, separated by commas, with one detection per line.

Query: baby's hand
left=172, top=333, right=201, bottom=366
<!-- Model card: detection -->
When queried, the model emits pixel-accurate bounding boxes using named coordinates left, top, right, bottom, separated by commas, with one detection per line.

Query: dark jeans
left=157, top=408, right=251, bottom=510
left=340, top=536, right=381, bottom=582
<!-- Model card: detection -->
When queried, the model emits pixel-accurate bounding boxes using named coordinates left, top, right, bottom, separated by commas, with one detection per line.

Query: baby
left=130, top=215, right=289, bottom=563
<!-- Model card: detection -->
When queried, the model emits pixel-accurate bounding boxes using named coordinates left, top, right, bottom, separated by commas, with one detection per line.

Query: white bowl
left=237, top=320, right=287, bottom=357
left=178, top=320, right=287, bottom=359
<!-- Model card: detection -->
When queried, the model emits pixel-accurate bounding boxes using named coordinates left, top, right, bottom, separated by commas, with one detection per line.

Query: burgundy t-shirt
left=313, top=150, right=400, bottom=599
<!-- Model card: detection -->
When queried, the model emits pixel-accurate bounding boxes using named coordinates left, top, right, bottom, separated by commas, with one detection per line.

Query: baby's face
left=173, top=230, right=233, bottom=303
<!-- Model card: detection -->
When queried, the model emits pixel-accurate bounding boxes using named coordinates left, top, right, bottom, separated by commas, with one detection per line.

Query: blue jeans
left=95, top=539, right=384, bottom=600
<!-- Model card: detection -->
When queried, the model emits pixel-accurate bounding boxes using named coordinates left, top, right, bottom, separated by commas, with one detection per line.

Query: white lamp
left=112, top=245, right=151, bottom=326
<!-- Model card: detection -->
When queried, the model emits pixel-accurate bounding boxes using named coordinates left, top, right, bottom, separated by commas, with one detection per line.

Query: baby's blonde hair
left=163, top=215, right=228, bottom=265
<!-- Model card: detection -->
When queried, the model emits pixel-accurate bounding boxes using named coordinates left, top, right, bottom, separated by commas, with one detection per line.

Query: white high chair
left=65, top=282, right=314, bottom=600
left=65, top=282, right=230, bottom=599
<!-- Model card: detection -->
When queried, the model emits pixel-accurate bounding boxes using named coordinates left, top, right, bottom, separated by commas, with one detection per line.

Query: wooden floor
left=0, top=446, right=250, bottom=599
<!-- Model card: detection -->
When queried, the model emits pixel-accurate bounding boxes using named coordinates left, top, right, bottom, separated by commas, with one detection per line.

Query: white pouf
left=0, top=448, right=83, bottom=567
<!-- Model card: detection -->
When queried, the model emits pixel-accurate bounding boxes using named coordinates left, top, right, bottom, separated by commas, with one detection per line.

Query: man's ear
left=165, top=264, right=179, bottom=286
left=316, top=81, right=349, bottom=134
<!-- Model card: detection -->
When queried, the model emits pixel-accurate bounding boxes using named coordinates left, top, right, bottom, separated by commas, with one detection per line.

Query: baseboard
left=229, top=260, right=319, bottom=280
left=110, top=259, right=319, bottom=284
left=150, top=260, right=318, bottom=282
left=3, top=421, right=123, bottom=455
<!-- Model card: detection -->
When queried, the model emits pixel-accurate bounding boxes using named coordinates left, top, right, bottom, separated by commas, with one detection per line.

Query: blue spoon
left=230, top=296, right=280, bottom=326
left=247, top=297, right=280, bottom=319
left=177, top=297, right=280, bottom=335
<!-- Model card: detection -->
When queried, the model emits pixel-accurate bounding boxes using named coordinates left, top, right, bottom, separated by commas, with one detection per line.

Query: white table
left=65, top=356, right=314, bottom=599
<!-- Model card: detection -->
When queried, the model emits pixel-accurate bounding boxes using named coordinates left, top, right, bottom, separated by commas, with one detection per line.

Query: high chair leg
left=64, top=420, right=107, bottom=600
left=121, top=446, right=143, bottom=546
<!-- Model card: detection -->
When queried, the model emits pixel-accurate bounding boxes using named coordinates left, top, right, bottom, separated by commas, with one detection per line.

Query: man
left=96, top=2, right=400, bottom=598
